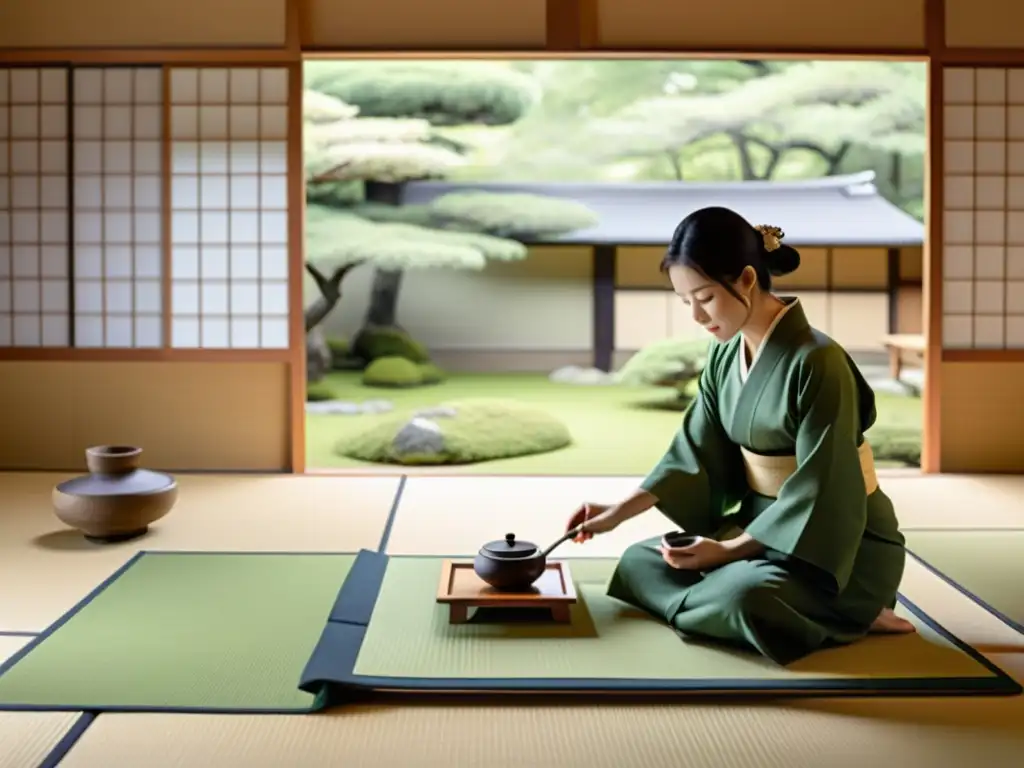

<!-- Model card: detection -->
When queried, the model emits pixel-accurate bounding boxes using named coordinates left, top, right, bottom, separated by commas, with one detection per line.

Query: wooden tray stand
left=436, top=560, right=578, bottom=625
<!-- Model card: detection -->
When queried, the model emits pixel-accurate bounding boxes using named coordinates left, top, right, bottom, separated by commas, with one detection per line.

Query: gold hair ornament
left=754, top=224, right=785, bottom=252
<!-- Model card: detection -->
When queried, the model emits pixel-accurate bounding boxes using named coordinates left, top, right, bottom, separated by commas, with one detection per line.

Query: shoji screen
left=943, top=67, right=1024, bottom=349
left=72, top=66, right=164, bottom=348
left=167, top=67, right=290, bottom=349
left=0, top=67, right=70, bottom=347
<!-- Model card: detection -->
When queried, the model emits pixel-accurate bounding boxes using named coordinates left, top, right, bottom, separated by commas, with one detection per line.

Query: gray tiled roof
left=401, top=171, right=924, bottom=247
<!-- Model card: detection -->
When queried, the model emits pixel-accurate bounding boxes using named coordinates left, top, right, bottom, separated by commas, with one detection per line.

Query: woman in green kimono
left=567, top=206, right=914, bottom=665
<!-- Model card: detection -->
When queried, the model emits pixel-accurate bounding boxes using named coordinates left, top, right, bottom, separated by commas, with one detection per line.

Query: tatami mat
left=60, top=673, right=1024, bottom=768
left=385, top=474, right=1024, bottom=557
left=882, top=474, right=1024, bottom=529
left=0, top=473, right=400, bottom=632
left=898, top=557, right=1024, bottom=652
left=0, top=636, right=31, bottom=663
left=0, top=635, right=81, bottom=768
left=386, top=476, right=667, bottom=557
left=8, top=471, right=1024, bottom=766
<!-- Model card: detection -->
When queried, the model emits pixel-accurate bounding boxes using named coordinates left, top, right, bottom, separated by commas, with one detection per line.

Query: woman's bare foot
left=869, top=607, right=916, bottom=634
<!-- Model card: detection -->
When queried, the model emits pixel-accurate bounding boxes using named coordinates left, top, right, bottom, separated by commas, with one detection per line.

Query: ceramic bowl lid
left=480, top=533, right=538, bottom=559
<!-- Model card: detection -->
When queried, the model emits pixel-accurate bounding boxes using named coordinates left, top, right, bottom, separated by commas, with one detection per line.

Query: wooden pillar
left=592, top=245, right=616, bottom=372
left=886, top=247, right=901, bottom=334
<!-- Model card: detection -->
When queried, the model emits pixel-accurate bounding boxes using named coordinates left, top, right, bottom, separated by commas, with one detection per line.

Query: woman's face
left=668, top=264, right=755, bottom=342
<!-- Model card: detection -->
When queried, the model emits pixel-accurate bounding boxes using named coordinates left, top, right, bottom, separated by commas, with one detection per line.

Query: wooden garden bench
left=880, top=333, right=926, bottom=381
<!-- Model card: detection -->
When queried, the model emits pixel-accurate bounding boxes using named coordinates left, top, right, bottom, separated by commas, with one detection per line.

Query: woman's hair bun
left=753, top=224, right=800, bottom=276
left=765, top=244, right=801, bottom=276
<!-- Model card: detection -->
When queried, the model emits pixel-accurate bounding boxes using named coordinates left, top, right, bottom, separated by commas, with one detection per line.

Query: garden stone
left=549, top=365, right=616, bottom=385
left=868, top=379, right=921, bottom=397
left=391, top=417, right=446, bottom=460
left=360, top=399, right=395, bottom=414
left=414, top=405, right=458, bottom=419
left=306, top=400, right=363, bottom=415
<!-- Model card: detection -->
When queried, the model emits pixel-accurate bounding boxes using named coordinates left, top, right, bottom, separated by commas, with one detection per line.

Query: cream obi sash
left=739, top=441, right=879, bottom=498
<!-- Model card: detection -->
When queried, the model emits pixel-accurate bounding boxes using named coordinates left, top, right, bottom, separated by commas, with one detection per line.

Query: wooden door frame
left=295, top=0, right=943, bottom=475
left=8, top=0, right=1024, bottom=473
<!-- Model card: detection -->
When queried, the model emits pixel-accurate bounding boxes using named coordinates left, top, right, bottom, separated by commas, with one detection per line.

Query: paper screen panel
left=942, top=67, right=1024, bottom=350
left=72, top=66, right=163, bottom=348
left=168, top=67, right=289, bottom=350
left=0, top=68, right=70, bottom=347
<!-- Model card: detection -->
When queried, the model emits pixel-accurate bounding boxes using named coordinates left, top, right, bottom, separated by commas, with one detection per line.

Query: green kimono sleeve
left=744, top=346, right=868, bottom=595
left=639, top=345, right=746, bottom=536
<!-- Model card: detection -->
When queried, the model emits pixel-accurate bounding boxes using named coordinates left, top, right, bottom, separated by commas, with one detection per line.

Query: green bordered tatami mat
left=0, top=552, right=355, bottom=713
left=298, top=553, right=1021, bottom=701
left=905, top=529, right=1024, bottom=636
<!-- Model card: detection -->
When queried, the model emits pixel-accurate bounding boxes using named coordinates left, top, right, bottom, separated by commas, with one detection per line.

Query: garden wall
left=319, top=245, right=924, bottom=372
left=320, top=246, right=597, bottom=372
left=615, top=246, right=923, bottom=359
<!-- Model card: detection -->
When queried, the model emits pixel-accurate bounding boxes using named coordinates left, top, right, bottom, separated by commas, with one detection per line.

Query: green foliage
left=433, top=59, right=924, bottom=219
left=304, top=61, right=536, bottom=127
left=427, top=192, right=600, bottom=238
left=355, top=327, right=431, bottom=364
left=306, top=204, right=483, bottom=271
left=362, top=356, right=427, bottom=388
left=306, top=203, right=527, bottom=272
left=614, top=338, right=712, bottom=387
left=325, top=336, right=351, bottom=369
left=306, top=137, right=464, bottom=184
left=585, top=61, right=923, bottom=177
left=306, top=179, right=364, bottom=208
left=417, top=362, right=446, bottom=385
left=334, top=398, right=572, bottom=465
left=302, top=80, right=466, bottom=185
left=506, top=60, right=782, bottom=122
left=351, top=195, right=598, bottom=244
left=901, top=198, right=925, bottom=221
left=303, top=89, right=358, bottom=124
left=867, top=424, right=922, bottom=468
left=350, top=202, right=434, bottom=227
left=306, top=380, right=336, bottom=402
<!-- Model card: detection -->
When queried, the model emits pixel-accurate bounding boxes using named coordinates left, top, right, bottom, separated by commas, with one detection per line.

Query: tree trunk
left=304, top=262, right=360, bottom=333
left=358, top=181, right=407, bottom=332
left=304, top=292, right=340, bottom=333
left=825, top=142, right=852, bottom=174
left=364, top=268, right=404, bottom=328
left=728, top=131, right=762, bottom=180
left=737, top=134, right=852, bottom=180
left=664, top=151, right=685, bottom=180
left=889, top=151, right=902, bottom=198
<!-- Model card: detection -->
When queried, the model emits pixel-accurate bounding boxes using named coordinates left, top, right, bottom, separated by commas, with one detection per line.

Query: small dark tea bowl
left=661, top=531, right=698, bottom=549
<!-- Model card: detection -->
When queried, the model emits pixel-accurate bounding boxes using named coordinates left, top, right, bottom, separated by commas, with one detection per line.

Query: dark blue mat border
left=37, top=712, right=96, bottom=768
left=906, top=544, right=1024, bottom=637
left=376, top=475, right=407, bottom=553
left=298, top=550, right=1022, bottom=704
left=0, top=550, right=360, bottom=715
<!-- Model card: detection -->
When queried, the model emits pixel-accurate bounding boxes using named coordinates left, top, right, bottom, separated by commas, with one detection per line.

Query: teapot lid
left=481, top=533, right=537, bottom=559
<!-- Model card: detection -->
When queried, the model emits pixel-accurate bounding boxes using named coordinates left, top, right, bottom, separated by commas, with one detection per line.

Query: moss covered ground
left=306, top=372, right=922, bottom=474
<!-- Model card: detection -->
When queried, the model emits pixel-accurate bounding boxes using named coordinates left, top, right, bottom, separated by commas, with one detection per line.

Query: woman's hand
left=566, top=503, right=621, bottom=543
left=659, top=536, right=733, bottom=571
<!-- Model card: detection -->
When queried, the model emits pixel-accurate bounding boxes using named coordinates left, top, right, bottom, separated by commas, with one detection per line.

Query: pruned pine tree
left=302, top=64, right=599, bottom=356
left=582, top=61, right=925, bottom=182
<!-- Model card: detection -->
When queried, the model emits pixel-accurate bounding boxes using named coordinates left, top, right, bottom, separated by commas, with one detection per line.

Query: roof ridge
left=405, top=171, right=878, bottom=194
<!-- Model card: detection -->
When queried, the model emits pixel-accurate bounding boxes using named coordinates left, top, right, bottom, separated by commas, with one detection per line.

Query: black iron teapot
left=473, top=527, right=582, bottom=591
